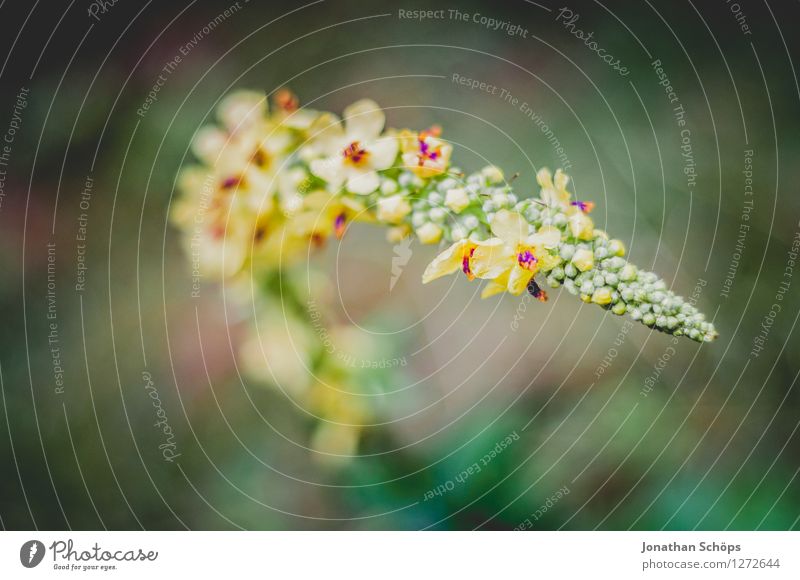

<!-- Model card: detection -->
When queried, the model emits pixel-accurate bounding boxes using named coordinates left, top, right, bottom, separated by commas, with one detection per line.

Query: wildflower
left=216, top=90, right=267, bottom=133
left=400, top=126, right=452, bottom=178
left=290, top=190, right=369, bottom=241
left=308, top=99, right=398, bottom=194
left=271, top=87, right=319, bottom=131
left=470, top=210, right=562, bottom=296
left=191, top=126, right=229, bottom=164
left=537, top=167, right=571, bottom=208
left=422, top=238, right=481, bottom=283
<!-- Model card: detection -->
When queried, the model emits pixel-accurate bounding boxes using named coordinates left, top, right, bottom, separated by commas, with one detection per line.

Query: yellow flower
left=308, top=99, right=398, bottom=195
left=470, top=210, right=562, bottom=296
left=290, top=190, right=369, bottom=241
left=270, top=87, right=320, bottom=131
left=537, top=167, right=571, bottom=208
left=399, top=126, right=452, bottom=178
left=216, top=90, right=267, bottom=133
left=422, top=238, right=481, bottom=284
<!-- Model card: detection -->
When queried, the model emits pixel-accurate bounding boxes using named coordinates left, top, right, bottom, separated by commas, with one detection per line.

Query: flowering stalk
left=174, top=90, right=717, bottom=361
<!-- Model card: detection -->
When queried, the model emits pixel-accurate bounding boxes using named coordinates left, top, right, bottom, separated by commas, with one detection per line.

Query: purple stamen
left=517, top=250, right=538, bottom=271
left=570, top=200, right=594, bottom=213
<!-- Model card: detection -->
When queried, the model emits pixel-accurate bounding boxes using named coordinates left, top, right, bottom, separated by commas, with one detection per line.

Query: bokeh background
left=1, top=0, right=799, bottom=530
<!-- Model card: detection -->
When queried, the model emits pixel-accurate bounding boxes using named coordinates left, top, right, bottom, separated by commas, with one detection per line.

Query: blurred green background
left=0, top=0, right=799, bottom=530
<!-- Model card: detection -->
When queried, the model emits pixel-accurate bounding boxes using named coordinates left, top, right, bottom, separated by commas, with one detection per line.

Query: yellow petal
left=346, top=170, right=380, bottom=195
left=343, top=99, right=385, bottom=142
left=481, top=271, right=510, bottom=298
left=310, top=157, right=345, bottom=189
left=217, top=90, right=266, bottom=132
left=369, top=136, right=399, bottom=170
left=536, top=167, right=553, bottom=189
left=422, top=240, right=468, bottom=283
left=490, top=210, right=528, bottom=247
left=507, top=264, right=535, bottom=295
left=471, top=238, right=514, bottom=279
left=527, top=226, right=561, bottom=249
left=553, top=169, right=570, bottom=194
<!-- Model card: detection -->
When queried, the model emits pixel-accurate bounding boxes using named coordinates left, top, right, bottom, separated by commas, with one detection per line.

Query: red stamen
left=461, top=247, right=476, bottom=280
